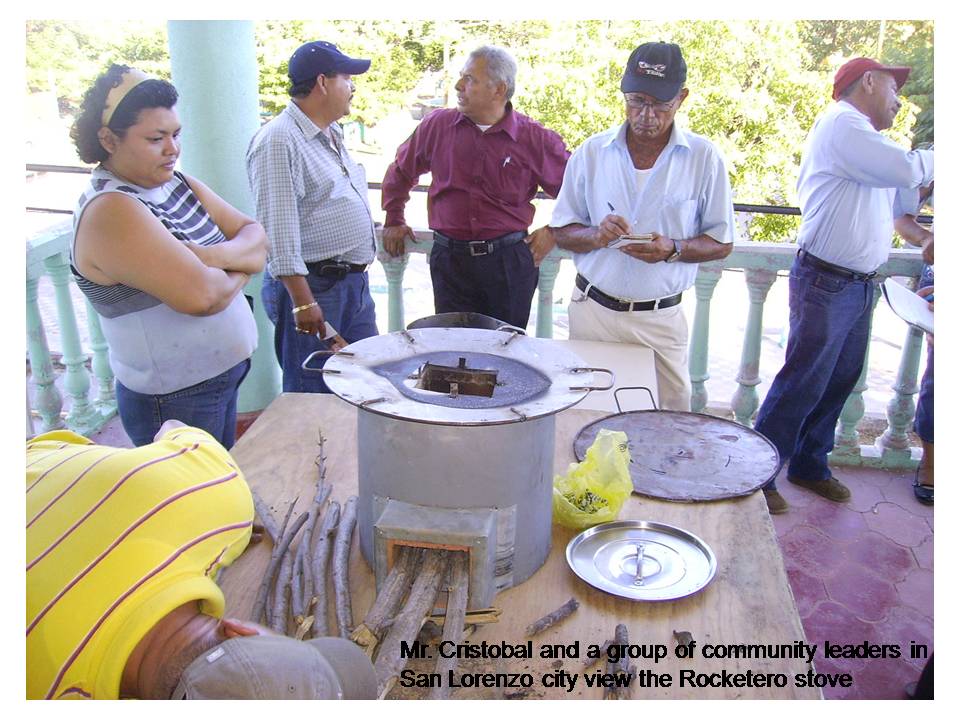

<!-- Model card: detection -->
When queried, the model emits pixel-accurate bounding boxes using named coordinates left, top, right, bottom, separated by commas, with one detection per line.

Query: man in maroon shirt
left=381, top=45, right=570, bottom=330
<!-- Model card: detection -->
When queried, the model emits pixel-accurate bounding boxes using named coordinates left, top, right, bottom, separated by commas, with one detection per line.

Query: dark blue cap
left=288, top=41, right=371, bottom=84
left=620, top=42, right=687, bottom=101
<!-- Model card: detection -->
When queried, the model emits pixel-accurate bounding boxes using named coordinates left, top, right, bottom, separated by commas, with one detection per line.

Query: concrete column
left=167, top=20, right=280, bottom=412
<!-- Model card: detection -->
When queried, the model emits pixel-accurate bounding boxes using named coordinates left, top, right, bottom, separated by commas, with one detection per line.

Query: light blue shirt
left=550, top=122, right=735, bottom=301
left=796, top=101, right=933, bottom=273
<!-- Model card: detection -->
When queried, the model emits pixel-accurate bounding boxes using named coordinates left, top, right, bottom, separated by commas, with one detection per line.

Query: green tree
left=799, top=20, right=933, bottom=146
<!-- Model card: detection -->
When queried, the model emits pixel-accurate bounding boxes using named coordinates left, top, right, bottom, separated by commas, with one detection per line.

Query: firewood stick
left=525, top=597, right=579, bottom=637
left=299, top=437, right=332, bottom=609
left=374, top=549, right=450, bottom=698
left=251, top=490, right=280, bottom=544
left=256, top=496, right=297, bottom=625
left=251, top=505, right=308, bottom=623
left=351, top=545, right=424, bottom=650
left=428, top=552, right=470, bottom=700
left=333, top=495, right=358, bottom=638
left=290, top=551, right=305, bottom=621
left=604, top=623, right=630, bottom=700
left=298, top=482, right=331, bottom=610
left=292, top=477, right=329, bottom=622
left=308, top=500, right=340, bottom=638
left=272, top=549, right=295, bottom=634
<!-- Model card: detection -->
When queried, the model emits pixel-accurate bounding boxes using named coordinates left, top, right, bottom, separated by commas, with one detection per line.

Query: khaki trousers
left=568, top=289, right=691, bottom=411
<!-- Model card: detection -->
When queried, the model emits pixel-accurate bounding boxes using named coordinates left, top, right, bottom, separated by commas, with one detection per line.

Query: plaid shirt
left=246, top=102, right=375, bottom=277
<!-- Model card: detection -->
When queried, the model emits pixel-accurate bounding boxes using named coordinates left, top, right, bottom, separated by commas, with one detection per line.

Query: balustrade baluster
left=382, top=254, right=409, bottom=333
left=688, top=265, right=722, bottom=413
left=535, top=256, right=561, bottom=338
left=43, top=251, right=100, bottom=434
left=84, top=298, right=117, bottom=412
left=731, top=269, right=777, bottom=425
left=877, top=324, right=925, bottom=467
left=26, top=276, right=65, bottom=433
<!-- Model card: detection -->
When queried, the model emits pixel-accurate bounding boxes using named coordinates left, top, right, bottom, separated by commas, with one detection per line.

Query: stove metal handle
left=301, top=348, right=355, bottom=374
left=568, top=367, right=615, bottom=393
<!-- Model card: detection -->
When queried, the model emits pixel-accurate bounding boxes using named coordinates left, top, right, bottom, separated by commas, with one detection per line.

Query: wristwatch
left=665, top=238, right=683, bottom=263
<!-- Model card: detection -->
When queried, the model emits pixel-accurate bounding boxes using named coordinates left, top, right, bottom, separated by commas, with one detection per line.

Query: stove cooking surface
left=374, top=351, right=550, bottom=409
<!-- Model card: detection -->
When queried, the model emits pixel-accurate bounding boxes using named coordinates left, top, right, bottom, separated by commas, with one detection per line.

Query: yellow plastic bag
left=552, top=429, right=633, bottom=530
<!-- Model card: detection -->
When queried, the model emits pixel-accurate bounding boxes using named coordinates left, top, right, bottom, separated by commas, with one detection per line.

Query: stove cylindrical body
left=321, top=328, right=609, bottom=605
left=357, top=411, right=555, bottom=591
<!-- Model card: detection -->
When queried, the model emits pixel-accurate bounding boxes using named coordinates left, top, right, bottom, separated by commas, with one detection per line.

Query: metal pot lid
left=573, top=411, right=780, bottom=502
left=566, top=520, right=717, bottom=601
left=323, top=328, right=610, bottom=425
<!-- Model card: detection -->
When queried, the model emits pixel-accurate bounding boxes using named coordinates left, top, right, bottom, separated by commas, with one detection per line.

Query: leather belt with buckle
left=433, top=231, right=527, bottom=257
left=797, top=249, right=877, bottom=281
left=306, top=260, right=368, bottom=280
left=575, top=273, right=682, bottom=312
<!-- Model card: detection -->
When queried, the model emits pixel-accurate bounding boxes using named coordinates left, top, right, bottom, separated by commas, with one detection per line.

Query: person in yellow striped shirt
left=26, top=421, right=374, bottom=700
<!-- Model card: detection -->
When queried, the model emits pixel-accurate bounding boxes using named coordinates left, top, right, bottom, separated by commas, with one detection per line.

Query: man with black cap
left=754, top=57, right=933, bottom=514
left=551, top=41, right=735, bottom=411
left=27, top=420, right=377, bottom=699
left=247, top=41, right=379, bottom=393
left=381, top=45, right=569, bottom=330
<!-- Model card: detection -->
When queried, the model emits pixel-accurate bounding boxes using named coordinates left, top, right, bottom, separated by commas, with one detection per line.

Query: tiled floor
left=770, top=465, right=934, bottom=699
left=87, top=416, right=934, bottom=700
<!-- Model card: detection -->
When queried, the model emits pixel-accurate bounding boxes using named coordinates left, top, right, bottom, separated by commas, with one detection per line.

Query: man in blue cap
left=247, top=41, right=379, bottom=393
left=551, top=41, right=735, bottom=411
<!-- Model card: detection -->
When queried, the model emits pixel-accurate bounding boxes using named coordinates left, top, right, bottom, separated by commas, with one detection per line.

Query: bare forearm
left=192, top=269, right=249, bottom=316
left=278, top=274, right=316, bottom=308
left=895, top=215, right=933, bottom=248
left=197, top=222, right=268, bottom=274
left=553, top=223, right=605, bottom=253
left=673, top=234, right=733, bottom=263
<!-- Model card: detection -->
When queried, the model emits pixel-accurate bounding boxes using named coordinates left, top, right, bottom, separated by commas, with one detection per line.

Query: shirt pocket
left=660, top=198, right=699, bottom=240
left=494, top=156, right=534, bottom=206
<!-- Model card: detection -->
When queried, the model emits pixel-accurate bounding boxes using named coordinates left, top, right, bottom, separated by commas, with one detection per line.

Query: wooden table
left=223, top=394, right=819, bottom=699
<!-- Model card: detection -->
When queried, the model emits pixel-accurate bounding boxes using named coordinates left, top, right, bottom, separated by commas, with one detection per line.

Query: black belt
left=797, top=249, right=877, bottom=281
left=575, top=274, right=682, bottom=312
left=432, top=231, right=526, bottom=257
left=306, top=259, right=368, bottom=279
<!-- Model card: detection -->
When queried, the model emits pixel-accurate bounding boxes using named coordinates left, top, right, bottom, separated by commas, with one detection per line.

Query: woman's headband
left=101, top=68, right=154, bottom=127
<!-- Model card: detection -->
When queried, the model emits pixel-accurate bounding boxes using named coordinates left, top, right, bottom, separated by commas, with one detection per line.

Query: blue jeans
left=261, top=271, right=378, bottom=393
left=754, top=255, right=874, bottom=488
left=116, top=358, right=250, bottom=448
left=914, top=263, right=934, bottom=444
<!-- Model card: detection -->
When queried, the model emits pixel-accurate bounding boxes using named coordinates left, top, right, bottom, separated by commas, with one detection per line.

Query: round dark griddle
left=573, top=410, right=780, bottom=502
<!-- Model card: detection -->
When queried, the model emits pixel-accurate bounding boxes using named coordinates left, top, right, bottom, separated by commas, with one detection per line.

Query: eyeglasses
left=624, top=93, right=680, bottom=112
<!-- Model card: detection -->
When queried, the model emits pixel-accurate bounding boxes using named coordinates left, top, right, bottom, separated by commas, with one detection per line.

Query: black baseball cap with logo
left=620, top=42, right=687, bottom=101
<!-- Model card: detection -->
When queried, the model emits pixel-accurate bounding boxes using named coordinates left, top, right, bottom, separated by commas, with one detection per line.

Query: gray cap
left=173, top=635, right=377, bottom=700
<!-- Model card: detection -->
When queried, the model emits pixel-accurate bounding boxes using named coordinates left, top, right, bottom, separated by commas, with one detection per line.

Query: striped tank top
left=72, top=168, right=257, bottom=394
left=26, top=427, right=254, bottom=699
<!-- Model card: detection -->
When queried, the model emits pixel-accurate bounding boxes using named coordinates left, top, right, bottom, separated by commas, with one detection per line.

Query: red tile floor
left=769, top=465, right=934, bottom=699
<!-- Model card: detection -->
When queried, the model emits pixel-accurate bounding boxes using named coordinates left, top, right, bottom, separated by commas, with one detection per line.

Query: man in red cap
left=754, top=57, right=933, bottom=514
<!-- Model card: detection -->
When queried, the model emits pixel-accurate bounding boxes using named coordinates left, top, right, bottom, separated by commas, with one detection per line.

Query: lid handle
left=301, top=348, right=355, bottom=374
left=568, top=367, right=615, bottom=392
left=613, top=386, right=658, bottom=412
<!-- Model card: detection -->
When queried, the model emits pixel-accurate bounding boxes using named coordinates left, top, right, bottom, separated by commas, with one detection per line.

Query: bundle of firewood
left=249, top=432, right=358, bottom=640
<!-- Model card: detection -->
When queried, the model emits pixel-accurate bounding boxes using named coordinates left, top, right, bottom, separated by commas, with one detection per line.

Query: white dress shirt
left=550, top=121, right=735, bottom=301
left=796, top=101, right=933, bottom=273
